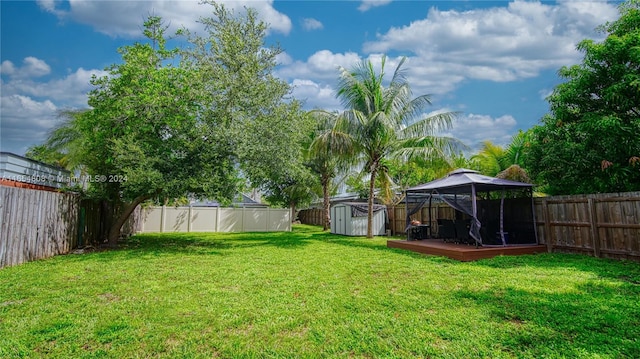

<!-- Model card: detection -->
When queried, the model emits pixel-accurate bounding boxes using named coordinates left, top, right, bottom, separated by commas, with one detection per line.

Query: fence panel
left=534, top=192, right=640, bottom=260
left=298, top=208, right=324, bottom=226
left=189, top=207, right=218, bottom=232
left=1, top=185, right=78, bottom=268
left=139, top=206, right=291, bottom=233
left=1, top=185, right=143, bottom=268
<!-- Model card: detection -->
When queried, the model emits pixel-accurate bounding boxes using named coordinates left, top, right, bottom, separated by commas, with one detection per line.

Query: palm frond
left=401, top=110, right=460, bottom=139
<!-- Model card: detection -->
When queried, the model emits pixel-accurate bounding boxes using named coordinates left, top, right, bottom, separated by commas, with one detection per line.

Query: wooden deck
left=387, top=239, right=547, bottom=261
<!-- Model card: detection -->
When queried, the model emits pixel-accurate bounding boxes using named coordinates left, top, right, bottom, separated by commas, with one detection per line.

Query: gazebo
left=404, top=169, right=538, bottom=247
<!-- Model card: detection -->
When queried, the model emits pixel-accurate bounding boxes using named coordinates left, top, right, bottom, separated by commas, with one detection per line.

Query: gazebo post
left=405, top=191, right=410, bottom=241
left=500, top=189, right=506, bottom=246
left=530, top=187, right=539, bottom=245
left=428, top=191, right=433, bottom=238
left=471, top=184, right=479, bottom=248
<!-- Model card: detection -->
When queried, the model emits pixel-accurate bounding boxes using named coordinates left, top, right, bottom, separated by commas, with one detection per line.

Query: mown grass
left=1, top=224, right=639, bottom=358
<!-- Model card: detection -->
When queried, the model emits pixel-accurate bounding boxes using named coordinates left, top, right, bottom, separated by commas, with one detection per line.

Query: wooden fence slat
left=588, top=198, right=601, bottom=258
left=542, top=199, right=553, bottom=253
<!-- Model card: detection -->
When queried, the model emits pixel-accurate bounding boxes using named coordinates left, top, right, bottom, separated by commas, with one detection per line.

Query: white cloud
left=276, top=52, right=293, bottom=66
left=301, top=18, right=323, bottom=31
left=0, top=65, right=107, bottom=154
left=276, top=0, right=617, bottom=115
left=2, top=67, right=105, bottom=107
left=1, top=57, right=51, bottom=79
left=22, top=57, right=52, bottom=78
left=0, top=94, right=59, bottom=154
left=358, top=0, right=393, bottom=12
left=290, top=79, right=340, bottom=111
left=538, top=88, right=553, bottom=101
left=444, top=113, right=518, bottom=150
left=276, top=50, right=363, bottom=81
left=363, top=1, right=618, bottom=82
left=0, top=61, right=16, bottom=76
left=36, top=0, right=292, bottom=38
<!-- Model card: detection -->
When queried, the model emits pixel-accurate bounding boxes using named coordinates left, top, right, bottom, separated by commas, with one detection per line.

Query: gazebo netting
left=405, top=169, right=538, bottom=246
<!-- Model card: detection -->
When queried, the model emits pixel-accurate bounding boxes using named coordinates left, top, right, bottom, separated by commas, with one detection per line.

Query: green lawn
left=1, top=225, right=639, bottom=358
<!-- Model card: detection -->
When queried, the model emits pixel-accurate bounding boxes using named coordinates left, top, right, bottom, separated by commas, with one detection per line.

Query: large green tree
left=314, top=57, right=462, bottom=237
left=77, top=16, right=238, bottom=246
left=527, top=0, right=640, bottom=194
left=43, top=4, right=306, bottom=246
left=179, top=2, right=308, bottom=208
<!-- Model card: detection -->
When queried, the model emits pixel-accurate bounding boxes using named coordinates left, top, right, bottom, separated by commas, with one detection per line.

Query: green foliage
left=33, top=4, right=309, bottom=243
left=79, top=15, right=237, bottom=209
left=25, top=145, right=66, bottom=168
left=179, top=2, right=310, bottom=208
left=306, top=112, right=355, bottom=229
left=527, top=0, right=640, bottom=194
left=471, top=141, right=507, bottom=176
left=315, top=56, right=463, bottom=236
left=25, top=110, right=87, bottom=172
left=372, top=154, right=472, bottom=205
left=1, top=226, right=639, bottom=358
left=471, top=131, right=534, bottom=179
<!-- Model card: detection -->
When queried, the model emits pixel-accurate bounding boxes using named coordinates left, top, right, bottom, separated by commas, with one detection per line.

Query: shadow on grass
left=63, top=228, right=321, bottom=262
left=473, top=252, right=640, bottom=285
left=64, top=225, right=432, bottom=264
left=454, top=279, right=640, bottom=357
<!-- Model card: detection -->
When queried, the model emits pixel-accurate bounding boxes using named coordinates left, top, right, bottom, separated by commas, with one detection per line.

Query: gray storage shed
left=330, top=202, right=387, bottom=236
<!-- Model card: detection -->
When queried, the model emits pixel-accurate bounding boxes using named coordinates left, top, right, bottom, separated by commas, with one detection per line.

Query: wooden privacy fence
left=297, top=208, right=324, bottom=226
left=1, top=185, right=142, bottom=268
left=140, top=206, right=291, bottom=233
left=1, top=185, right=78, bottom=268
left=536, top=192, right=640, bottom=261
left=299, top=192, right=640, bottom=261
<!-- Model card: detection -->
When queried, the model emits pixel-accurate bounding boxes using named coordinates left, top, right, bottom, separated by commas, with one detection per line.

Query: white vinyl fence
left=140, top=206, right=291, bottom=233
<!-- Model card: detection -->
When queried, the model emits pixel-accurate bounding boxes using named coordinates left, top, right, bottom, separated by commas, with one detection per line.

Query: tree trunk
left=107, top=194, right=149, bottom=247
left=322, top=174, right=331, bottom=231
left=367, top=164, right=378, bottom=238
left=290, top=202, right=296, bottom=224
left=387, top=205, right=395, bottom=236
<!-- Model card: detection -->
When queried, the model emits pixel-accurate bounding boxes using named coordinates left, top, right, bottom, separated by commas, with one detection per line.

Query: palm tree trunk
left=367, top=164, right=378, bottom=238
left=322, top=174, right=331, bottom=231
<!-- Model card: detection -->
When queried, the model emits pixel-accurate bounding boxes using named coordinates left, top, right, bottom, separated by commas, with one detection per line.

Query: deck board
left=387, top=239, right=547, bottom=261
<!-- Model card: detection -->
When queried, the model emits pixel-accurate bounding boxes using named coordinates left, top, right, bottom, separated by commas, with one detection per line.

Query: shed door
left=334, top=206, right=347, bottom=235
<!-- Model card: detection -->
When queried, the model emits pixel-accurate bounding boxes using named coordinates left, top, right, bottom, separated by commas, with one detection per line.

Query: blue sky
left=0, top=0, right=621, bottom=156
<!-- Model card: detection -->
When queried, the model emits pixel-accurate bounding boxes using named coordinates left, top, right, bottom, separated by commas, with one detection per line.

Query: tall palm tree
left=314, top=56, right=462, bottom=238
left=503, top=130, right=531, bottom=168
left=472, top=131, right=533, bottom=179
left=306, top=112, right=356, bottom=231
left=471, top=141, right=506, bottom=176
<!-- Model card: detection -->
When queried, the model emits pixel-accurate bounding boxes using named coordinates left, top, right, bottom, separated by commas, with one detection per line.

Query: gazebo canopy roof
left=406, top=169, right=533, bottom=195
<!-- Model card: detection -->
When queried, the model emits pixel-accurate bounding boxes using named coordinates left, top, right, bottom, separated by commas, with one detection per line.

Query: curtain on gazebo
left=405, top=169, right=537, bottom=247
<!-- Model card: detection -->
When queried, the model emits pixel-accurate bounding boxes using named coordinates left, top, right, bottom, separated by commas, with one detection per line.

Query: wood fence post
left=543, top=199, right=553, bottom=253
left=587, top=197, right=602, bottom=258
